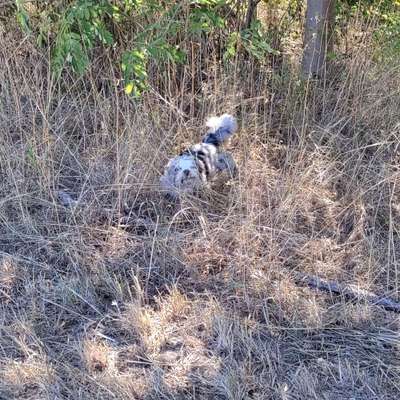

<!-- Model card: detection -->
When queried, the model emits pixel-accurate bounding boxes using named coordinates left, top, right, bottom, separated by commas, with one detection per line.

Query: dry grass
left=1, top=15, right=400, bottom=400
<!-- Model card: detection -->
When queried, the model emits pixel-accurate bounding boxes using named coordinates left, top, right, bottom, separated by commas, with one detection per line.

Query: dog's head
left=160, top=154, right=202, bottom=197
left=174, top=154, right=202, bottom=189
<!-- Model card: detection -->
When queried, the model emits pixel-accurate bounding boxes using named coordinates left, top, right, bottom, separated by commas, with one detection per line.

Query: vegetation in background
left=11, top=0, right=280, bottom=96
left=337, top=0, right=400, bottom=60
left=10, top=0, right=399, bottom=98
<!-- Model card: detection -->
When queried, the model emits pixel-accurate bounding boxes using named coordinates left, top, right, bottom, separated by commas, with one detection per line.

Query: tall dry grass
left=1, top=12, right=400, bottom=400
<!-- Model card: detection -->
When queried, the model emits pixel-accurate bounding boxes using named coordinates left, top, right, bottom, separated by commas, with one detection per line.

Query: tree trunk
left=243, top=0, right=261, bottom=30
left=301, top=0, right=336, bottom=78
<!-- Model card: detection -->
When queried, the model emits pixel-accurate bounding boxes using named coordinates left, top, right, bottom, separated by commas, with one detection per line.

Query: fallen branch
left=294, top=272, right=400, bottom=313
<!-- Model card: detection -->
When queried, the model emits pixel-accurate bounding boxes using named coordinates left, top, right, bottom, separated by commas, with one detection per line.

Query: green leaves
left=241, top=21, right=278, bottom=61
left=51, top=0, right=114, bottom=78
left=224, top=31, right=239, bottom=61
left=121, top=49, right=148, bottom=97
left=12, top=0, right=281, bottom=98
left=15, top=0, right=30, bottom=34
left=224, top=20, right=278, bottom=62
left=121, top=40, right=186, bottom=97
left=189, top=6, right=225, bottom=34
left=147, top=41, right=186, bottom=63
left=53, top=32, right=89, bottom=77
left=120, top=2, right=187, bottom=97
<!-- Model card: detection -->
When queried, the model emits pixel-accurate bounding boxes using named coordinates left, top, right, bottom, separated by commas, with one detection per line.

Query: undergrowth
left=1, top=3, right=400, bottom=400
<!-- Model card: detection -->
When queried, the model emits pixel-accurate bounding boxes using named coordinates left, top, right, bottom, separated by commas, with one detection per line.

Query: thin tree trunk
left=302, top=0, right=336, bottom=78
left=243, top=0, right=261, bottom=30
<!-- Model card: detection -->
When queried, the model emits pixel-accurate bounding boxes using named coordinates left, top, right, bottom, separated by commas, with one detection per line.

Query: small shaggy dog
left=160, top=114, right=238, bottom=198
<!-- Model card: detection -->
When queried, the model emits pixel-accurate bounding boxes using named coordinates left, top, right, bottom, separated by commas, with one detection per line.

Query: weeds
left=1, top=3, right=400, bottom=399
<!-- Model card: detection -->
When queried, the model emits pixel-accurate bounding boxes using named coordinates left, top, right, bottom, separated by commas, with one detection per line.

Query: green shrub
left=12, top=0, right=279, bottom=97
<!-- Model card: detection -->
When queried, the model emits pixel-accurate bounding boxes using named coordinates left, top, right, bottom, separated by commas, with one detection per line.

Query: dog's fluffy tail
left=202, top=114, right=237, bottom=146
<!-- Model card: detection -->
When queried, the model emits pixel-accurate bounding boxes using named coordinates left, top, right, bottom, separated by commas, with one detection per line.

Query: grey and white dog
left=160, top=114, right=238, bottom=198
